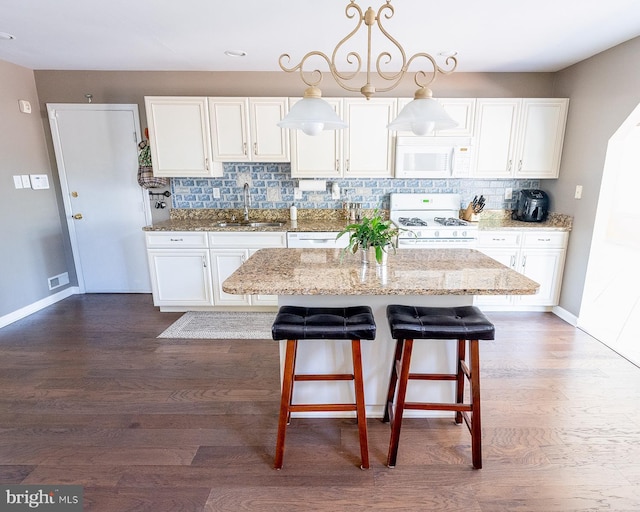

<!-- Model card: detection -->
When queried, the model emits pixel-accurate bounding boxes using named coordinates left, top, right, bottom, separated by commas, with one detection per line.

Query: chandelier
left=277, top=0, right=458, bottom=136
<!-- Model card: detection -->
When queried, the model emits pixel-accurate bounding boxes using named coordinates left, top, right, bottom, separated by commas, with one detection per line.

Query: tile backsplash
left=172, top=163, right=540, bottom=211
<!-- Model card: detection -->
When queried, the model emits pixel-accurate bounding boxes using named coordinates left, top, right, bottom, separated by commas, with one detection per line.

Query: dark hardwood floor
left=1, top=294, right=640, bottom=511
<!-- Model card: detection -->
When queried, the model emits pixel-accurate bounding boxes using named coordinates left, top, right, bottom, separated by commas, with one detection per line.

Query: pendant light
left=278, top=1, right=458, bottom=136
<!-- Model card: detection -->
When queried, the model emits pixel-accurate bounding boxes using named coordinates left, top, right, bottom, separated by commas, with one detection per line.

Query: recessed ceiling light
left=0, top=32, right=16, bottom=41
left=224, top=50, right=247, bottom=58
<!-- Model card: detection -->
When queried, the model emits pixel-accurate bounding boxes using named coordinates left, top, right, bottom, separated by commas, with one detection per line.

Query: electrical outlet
left=575, top=185, right=583, bottom=199
left=294, top=187, right=302, bottom=200
left=212, top=188, right=220, bottom=199
left=505, top=187, right=513, bottom=200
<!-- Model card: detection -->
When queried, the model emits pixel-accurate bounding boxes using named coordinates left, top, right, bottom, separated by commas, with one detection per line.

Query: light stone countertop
left=222, top=248, right=540, bottom=296
left=143, top=208, right=572, bottom=233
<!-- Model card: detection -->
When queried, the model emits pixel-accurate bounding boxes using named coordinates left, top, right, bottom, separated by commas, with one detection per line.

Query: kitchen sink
left=213, top=221, right=286, bottom=228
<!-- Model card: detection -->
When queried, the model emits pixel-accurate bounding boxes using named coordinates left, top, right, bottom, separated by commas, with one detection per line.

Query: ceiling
left=1, top=0, right=640, bottom=73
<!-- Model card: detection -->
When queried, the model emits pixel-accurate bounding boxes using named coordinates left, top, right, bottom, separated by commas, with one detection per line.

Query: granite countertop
left=143, top=208, right=572, bottom=233
left=222, top=248, right=540, bottom=296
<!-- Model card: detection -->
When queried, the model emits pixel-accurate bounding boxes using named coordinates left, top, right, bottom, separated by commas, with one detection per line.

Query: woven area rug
left=157, top=311, right=276, bottom=339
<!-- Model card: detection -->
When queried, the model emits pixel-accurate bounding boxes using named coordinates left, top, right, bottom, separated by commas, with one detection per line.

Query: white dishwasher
left=287, top=232, right=349, bottom=248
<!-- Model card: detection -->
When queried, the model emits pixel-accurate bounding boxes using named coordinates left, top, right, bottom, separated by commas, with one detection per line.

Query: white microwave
left=394, top=136, right=474, bottom=179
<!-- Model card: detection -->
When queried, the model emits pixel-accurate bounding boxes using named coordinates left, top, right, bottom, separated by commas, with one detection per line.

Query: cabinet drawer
left=209, top=231, right=287, bottom=248
left=521, top=231, right=568, bottom=248
left=477, top=231, right=521, bottom=247
left=145, top=232, right=209, bottom=248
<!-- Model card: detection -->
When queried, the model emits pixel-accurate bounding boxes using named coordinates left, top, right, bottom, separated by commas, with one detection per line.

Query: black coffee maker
left=512, top=189, right=549, bottom=222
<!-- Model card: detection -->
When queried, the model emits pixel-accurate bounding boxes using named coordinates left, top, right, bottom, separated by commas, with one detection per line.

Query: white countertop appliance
left=389, top=193, right=478, bottom=248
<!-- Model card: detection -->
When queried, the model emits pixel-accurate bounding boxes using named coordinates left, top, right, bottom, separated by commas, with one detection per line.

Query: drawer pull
left=492, top=238, right=506, bottom=242
left=169, top=238, right=184, bottom=242
left=538, top=238, right=551, bottom=242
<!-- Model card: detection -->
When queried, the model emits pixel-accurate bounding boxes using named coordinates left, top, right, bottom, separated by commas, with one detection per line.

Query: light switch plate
left=13, top=175, right=23, bottom=189
left=21, top=175, right=31, bottom=188
left=30, top=174, right=50, bottom=189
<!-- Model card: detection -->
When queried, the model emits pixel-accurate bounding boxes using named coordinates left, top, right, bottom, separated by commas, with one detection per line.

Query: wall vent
left=48, top=272, right=70, bottom=291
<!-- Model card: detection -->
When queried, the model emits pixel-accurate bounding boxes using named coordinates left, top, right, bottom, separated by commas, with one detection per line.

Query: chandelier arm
left=279, top=51, right=333, bottom=88
left=374, top=1, right=407, bottom=80
left=329, top=1, right=365, bottom=85
left=279, top=1, right=460, bottom=102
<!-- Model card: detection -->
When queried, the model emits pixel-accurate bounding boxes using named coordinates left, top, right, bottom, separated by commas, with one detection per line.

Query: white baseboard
left=552, top=305, right=578, bottom=326
left=0, top=286, right=80, bottom=329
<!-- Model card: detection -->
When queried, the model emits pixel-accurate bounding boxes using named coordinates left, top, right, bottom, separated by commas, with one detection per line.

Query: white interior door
left=48, top=104, right=152, bottom=293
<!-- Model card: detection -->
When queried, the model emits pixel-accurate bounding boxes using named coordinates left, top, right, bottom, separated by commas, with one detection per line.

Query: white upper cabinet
left=144, top=96, right=220, bottom=177
left=343, top=98, right=396, bottom=178
left=209, top=97, right=290, bottom=162
left=515, top=99, right=569, bottom=178
left=396, top=98, right=476, bottom=137
left=209, top=98, right=250, bottom=161
left=289, top=97, right=395, bottom=178
left=289, top=97, right=343, bottom=178
left=473, top=98, right=568, bottom=178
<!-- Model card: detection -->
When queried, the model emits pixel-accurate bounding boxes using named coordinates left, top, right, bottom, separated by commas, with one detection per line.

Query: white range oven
left=389, top=193, right=478, bottom=248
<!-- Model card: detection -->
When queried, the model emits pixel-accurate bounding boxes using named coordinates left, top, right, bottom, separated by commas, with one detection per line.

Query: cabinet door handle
left=205, top=158, right=209, bottom=171
left=521, top=255, right=527, bottom=269
left=202, top=257, right=207, bottom=268
left=507, top=160, right=512, bottom=172
left=253, top=142, right=258, bottom=155
left=345, top=159, right=350, bottom=172
left=336, top=159, right=340, bottom=171
left=243, top=142, right=247, bottom=155
left=518, top=159, right=523, bottom=171
left=241, top=254, right=246, bottom=263
left=510, top=255, right=516, bottom=268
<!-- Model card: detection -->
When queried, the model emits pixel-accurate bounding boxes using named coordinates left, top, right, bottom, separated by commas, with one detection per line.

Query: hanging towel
left=137, top=139, right=169, bottom=189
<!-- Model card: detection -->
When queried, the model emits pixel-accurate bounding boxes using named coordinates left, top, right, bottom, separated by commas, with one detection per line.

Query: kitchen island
left=223, top=247, right=539, bottom=418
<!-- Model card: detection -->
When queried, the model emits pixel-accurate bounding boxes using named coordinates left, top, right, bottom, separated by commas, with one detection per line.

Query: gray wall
left=0, top=60, right=71, bottom=318
left=544, top=36, right=640, bottom=316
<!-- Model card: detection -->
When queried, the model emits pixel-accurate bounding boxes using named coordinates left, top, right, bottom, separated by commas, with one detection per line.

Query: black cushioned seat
left=272, top=305, right=377, bottom=341
left=383, top=304, right=495, bottom=470
left=271, top=305, right=376, bottom=470
left=386, top=305, right=495, bottom=341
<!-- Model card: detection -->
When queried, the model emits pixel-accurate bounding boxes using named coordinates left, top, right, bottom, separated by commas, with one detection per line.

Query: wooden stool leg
left=351, top=339, right=369, bottom=469
left=455, top=339, right=466, bottom=424
left=470, top=339, right=482, bottom=469
left=383, top=338, right=404, bottom=423
left=274, top=339, right=297, bottom=470
left=386, top=338, right=414, bottom=468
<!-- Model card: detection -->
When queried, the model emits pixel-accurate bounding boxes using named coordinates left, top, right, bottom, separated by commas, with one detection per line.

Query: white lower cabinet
left=145, top=232, right=213, bottom=307
left=146, top=231, right=285, bottom=310
left=476, top=229, right=568, bottom=309
left=209, top=232, right=286, bottom=307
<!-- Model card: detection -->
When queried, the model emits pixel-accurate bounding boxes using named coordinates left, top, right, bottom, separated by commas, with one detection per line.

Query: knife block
left=462, top=203, right=480, bottom=222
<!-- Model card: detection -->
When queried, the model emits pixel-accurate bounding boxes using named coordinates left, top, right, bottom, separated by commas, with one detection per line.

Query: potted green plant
left=336, top=210, right=401, bottom=265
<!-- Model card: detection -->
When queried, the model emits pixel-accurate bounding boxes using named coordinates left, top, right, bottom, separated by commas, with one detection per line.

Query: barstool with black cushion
left=383, top=304, right=495, bottom=469
left=271, top=305, right=376, bottom=470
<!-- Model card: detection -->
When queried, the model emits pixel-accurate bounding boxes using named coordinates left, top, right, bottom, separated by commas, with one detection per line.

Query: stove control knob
left=453, top=230, right=458, bottom=237
left=416, top=230, right=422, bottom=238
left=434, top=230, right=439, bottom=238
left=462, top=230, right=467, bottom=237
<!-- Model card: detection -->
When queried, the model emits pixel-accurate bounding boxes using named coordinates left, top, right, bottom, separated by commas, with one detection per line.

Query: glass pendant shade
left=388, top=89, right=458, bottom=136
left=277, top=87, right=348, bottom=136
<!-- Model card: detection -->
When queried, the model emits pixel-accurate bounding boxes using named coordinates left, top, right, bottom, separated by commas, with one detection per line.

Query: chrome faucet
left=243, top=182, right=250, bottom=221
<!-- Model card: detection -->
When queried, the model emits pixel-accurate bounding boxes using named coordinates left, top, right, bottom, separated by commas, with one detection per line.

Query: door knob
left=72, top=213, right=83, bottom=220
